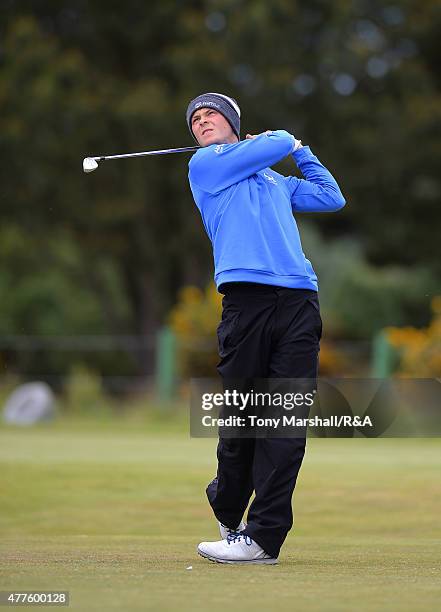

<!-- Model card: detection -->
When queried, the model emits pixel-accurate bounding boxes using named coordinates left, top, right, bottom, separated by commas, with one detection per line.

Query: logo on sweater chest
left=263, top=172, right=277, bottom=185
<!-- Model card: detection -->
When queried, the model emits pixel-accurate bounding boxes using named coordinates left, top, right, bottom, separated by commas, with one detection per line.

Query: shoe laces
left=225, top=526, right=240, bottom=536
left=226, top=533, right=252, bottom=546
left=221, top=522, right=243, bottom=537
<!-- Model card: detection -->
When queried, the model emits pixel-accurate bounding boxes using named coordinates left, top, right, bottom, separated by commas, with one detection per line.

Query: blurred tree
left=0, top=14, right=207, bottom=375
left=0, top=1, right=439, bottom=379
left=0, top=223, right=138, bottom=379
left=298, top=221, right=438, bottom=337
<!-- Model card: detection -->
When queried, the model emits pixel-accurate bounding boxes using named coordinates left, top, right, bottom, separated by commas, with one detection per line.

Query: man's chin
left=201, top=134, right=226, bottom=147
left=202, top=136, right=219, bottom=147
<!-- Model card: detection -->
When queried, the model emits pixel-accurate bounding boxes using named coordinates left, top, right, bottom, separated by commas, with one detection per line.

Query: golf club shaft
left=93, top=146, right=199, bottom=162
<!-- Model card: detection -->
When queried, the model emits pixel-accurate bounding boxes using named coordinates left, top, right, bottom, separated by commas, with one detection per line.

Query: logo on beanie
left=195, top=101, right=221, bottom=110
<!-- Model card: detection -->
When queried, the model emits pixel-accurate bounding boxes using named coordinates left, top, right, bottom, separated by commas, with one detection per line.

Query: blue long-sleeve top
left=188, top=130, right=346, bottom=292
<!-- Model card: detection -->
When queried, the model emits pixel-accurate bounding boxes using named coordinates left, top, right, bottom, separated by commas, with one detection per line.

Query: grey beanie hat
left=186, top=92, right=241, bottom=142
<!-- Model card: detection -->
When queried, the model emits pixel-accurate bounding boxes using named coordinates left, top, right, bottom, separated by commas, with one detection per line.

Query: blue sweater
left=188, top=130, right=346, bottom=292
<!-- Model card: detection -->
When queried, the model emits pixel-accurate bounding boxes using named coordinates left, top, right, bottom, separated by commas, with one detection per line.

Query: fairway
left=0, top=421, right=440, bottom=611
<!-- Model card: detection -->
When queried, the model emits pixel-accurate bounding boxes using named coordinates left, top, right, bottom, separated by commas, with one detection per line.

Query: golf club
left=83, top=145, right=200, bottom=173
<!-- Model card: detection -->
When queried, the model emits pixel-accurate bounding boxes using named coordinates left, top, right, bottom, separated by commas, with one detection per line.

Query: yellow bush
left=385, top=296, right=441, bottom=376
left=318, top=341, right=351, bottom=375
left=168, top=283, right=222, bottom=378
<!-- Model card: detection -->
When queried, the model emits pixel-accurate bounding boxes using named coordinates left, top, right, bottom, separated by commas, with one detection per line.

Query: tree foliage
left=0, top=1, right=439, bottom=376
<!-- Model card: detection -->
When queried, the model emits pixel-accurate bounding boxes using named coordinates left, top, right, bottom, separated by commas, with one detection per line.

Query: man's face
left=191, top=107, right=238, bottom=147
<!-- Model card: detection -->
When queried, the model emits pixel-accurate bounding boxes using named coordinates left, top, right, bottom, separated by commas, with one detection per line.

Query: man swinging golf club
left=186, top=92, right=346, bottom=564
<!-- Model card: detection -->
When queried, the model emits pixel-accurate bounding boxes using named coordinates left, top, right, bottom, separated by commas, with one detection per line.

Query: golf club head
left=83, top=157, right=99, bottom=173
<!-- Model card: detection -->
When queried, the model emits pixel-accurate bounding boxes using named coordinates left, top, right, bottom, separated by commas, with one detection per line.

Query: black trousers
left=206, top=282, right=322, bottom=558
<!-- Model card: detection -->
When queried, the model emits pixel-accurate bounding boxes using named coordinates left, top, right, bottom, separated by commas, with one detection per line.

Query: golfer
left=186, top=93, right=346, bottom=564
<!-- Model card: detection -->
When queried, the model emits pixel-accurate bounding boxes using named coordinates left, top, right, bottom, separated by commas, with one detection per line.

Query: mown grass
left=0, top=415, right=440, bottom=611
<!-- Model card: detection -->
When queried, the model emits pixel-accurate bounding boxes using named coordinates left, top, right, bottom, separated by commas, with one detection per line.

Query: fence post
left=155, top=326, right=177, bottom=402
left=371, top=330, right=397, bottom=377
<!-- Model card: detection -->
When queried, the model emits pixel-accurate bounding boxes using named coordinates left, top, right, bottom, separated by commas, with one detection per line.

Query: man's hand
left=246, top=131, right=303, bottom=151
left=245, top=131, right=272, bottom=139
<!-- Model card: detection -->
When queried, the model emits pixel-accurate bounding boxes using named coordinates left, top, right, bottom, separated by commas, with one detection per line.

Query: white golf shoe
left=197, top=533, right=278, bottom=565
left=218, top=520, right=246, bottom=540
